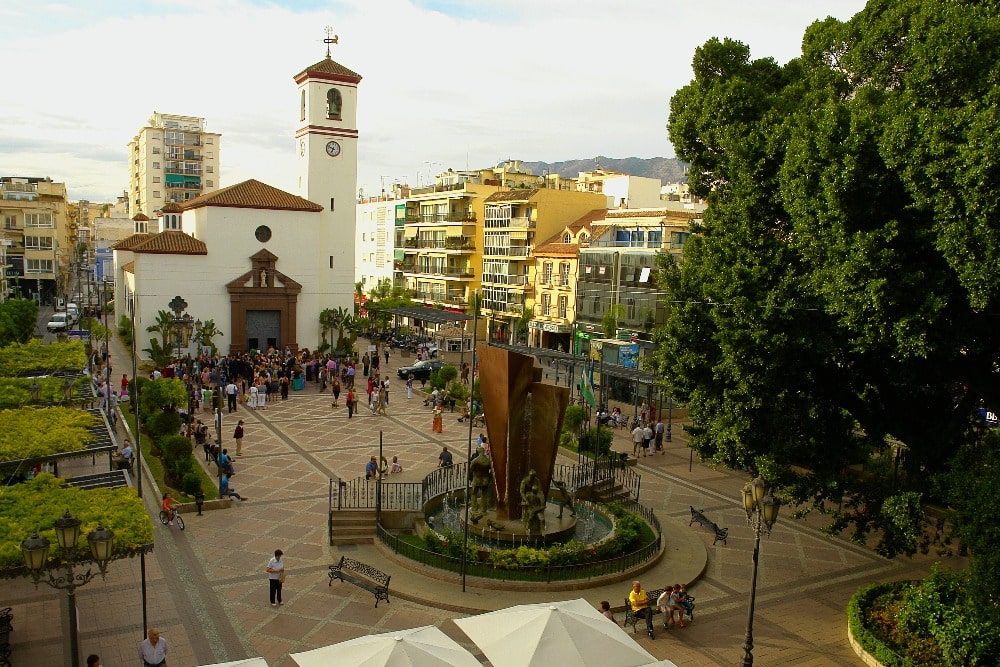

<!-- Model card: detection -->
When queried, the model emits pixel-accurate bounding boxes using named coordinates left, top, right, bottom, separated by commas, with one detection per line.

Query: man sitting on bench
left=629, top=581, right=655, bottom=639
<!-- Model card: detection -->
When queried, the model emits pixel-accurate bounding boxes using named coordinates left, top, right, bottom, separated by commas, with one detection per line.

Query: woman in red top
left=121, top=373, right=129, bottom=394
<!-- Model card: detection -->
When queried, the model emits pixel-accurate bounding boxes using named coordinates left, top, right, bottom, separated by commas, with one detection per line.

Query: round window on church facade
left=255, top=225, right=272, bottom=242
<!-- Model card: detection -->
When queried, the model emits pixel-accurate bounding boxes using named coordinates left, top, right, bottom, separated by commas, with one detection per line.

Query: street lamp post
left=739, top=477, right=781, bottom=667
left=21, top=511, right=115, bottom=667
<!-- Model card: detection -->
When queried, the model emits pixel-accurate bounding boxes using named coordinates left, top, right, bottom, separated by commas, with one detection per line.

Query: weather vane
left=324, top=26, right=338, bottom=58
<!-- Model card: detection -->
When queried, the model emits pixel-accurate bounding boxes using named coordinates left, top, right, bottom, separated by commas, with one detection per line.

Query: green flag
left=579, top=373, right=595, bottom=407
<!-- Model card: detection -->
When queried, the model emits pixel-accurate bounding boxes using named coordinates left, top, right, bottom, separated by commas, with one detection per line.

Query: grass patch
left=123, top=411, right=218, bottom=501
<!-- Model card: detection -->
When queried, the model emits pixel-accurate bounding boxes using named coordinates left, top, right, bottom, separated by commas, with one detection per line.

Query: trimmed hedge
left=0, top=407, right=97, bottom=462
left=0, top=340, right=87, bottom=377
left=848, top=581, right=910, bottom=666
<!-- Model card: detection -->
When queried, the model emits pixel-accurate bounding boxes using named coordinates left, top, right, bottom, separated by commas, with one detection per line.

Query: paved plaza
left=6, top=341, right=965, bottom=666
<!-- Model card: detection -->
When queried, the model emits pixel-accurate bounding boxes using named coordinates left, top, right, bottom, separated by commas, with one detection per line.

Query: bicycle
left=158, top=509, right=185, bottom=530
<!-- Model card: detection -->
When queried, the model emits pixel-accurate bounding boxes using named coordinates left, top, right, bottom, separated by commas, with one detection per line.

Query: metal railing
left=336, top=461, right=639, bottom=512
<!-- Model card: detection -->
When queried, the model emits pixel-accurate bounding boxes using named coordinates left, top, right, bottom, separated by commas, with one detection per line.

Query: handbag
left=278, top=570, right=286, bottom=583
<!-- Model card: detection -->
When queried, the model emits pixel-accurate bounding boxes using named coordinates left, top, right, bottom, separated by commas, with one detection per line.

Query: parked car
left=396, top=359, right=448, bottom=382
left=46, top=312, right=73, bottom=332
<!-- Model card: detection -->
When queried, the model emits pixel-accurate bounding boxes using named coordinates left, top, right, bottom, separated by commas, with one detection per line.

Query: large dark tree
left=658, top=0, right=1000, bottom=555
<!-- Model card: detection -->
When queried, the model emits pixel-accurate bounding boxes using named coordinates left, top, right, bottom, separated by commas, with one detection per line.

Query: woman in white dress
left=248, top=384, right=258, bottom=410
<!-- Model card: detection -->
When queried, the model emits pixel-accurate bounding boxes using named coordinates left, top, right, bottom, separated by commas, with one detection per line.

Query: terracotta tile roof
left=132, top=213, right=149, bottom=221
left=533, top=209, right=607, bottom=254
left=484, top=188, right=541, bottom=202
left=159, top=202, right=183, bottom=213
left=294, top=56, right=362, bottom=83
left=179, top=179, right=323, bottom=213
left=132, top=230, right=207, bottom=255
left=111, top=233, right=150, bottom=250
left=533, top=242, right=579, bottom=257
left=121, top=261, right=134, bottom=273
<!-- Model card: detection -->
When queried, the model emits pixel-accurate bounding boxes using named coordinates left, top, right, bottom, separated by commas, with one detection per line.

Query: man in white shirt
left=138, top=628, right=167, bottom=666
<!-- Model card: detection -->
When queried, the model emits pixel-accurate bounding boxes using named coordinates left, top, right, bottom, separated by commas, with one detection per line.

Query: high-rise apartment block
left=127, top=113, right=221, bottom=217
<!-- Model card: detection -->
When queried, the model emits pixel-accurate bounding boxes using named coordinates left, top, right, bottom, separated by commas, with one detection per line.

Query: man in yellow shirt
left=629, top=580, right=655, bottom=638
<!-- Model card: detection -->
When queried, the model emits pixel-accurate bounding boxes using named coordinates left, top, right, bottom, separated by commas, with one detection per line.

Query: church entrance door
left=246, top=310, right=280, bottom=352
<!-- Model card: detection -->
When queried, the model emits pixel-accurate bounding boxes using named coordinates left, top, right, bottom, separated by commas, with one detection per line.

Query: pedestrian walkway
left=5, top=336, right=967, bottom=666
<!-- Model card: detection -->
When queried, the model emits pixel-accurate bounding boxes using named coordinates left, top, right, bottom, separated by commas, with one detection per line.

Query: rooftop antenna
left=324, top=26, right=339, bottom=58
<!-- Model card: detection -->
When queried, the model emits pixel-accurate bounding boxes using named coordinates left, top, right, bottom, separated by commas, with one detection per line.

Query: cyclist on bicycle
left=161, top=493, right=179, bottom=525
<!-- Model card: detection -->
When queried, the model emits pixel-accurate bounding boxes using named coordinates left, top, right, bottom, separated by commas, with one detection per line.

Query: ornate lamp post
left=21, top=511, right=115, bottom=667
left=62, top=376, right=75, bottom=405
left=28, top=379, right=41, bottom=403
left=167, top=295, right=193, bottom=361
left=739, top=477, right=781, bottom=667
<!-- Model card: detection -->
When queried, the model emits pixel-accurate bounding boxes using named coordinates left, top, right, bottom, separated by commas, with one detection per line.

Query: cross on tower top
left=323, top=26, right=338, bottom=58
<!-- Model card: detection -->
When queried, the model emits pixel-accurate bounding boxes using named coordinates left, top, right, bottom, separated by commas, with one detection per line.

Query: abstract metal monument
left=474, top=344, right=570, bottom=538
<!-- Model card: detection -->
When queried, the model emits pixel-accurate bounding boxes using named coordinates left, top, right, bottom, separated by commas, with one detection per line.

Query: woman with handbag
left=265, top=549, right=285, bottom=607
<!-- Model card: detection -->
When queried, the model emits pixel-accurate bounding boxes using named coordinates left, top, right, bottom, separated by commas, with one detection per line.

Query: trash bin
left=292, top=376, right=305, bottom=391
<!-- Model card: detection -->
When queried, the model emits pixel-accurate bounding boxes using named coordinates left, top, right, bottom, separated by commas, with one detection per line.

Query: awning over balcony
left=370, top=305, right=472, bottom=324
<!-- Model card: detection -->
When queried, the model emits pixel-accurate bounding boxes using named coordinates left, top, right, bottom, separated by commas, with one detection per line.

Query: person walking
left=345, top=388, right=356, bottom=418
left=331, top=377, right=341, bottom=408
left=654, top=420, right=665, bottom=454
left=406, top=373, right=414, bottom=399
left=265, top=549, right=285, bottom=607
left=233, top=420, right=245, bottom=456
left=631, top=424, right=645, bottom=457
left=226, top=380, right=239, bottom=413
left=138, top=628, right=168, bottom=666
left=362, top=352, right=370, bottom=377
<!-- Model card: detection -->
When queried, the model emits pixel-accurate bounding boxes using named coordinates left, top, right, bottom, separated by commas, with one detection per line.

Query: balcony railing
left=444, top=237, right=474, bottom=250
left=482, top=246, right=531, bottom=257
left=165, top=182, right=202, bottom=190
left=401, top=265, right=474, bottom=278
left=411, top=290, right=468, bottom=305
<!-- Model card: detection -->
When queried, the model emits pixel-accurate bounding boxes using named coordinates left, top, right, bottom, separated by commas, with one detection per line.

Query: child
left=599, top=600, right=616, bottom=623
left=390, top=456, right=403, bottom=474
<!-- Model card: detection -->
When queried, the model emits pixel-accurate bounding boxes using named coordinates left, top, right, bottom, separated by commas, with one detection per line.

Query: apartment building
left=529, top=209, right=605, bottom=350
left=480, top=187, right=607, bottom=344
left=356, top=193, right=400, bottom=295
left=127, top=112, right=221, bottom=217
left=397, top=163, right=541, bottom=318
left=0, top=177, right=70, bottom=304
left=576, top=203, right=704, bottom=350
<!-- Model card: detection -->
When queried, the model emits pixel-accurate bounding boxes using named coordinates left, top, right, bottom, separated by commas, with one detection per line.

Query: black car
left=396, top=359, right=448, bottom=381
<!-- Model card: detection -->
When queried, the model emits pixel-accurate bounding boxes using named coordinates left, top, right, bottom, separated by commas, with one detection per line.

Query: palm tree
left=194, top=319, right=223, bottom=353
left=146, top=310, right=174, bottom=350
left=331, top=306, right=350, bottom=349
left=318, top=308, right=337, bottom=349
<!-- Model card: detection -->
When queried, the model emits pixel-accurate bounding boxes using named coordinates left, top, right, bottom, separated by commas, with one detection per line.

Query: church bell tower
left=294, top=27, right=361, bottom=309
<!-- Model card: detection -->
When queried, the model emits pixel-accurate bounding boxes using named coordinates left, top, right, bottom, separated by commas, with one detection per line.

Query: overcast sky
left=0, top=0, right=867, bottom=203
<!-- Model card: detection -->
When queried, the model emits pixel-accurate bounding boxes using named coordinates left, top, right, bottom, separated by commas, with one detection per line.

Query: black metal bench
left=328, top=556, right=391, bottom=607
left=0, top=606, right=13, bottom=667
left=623, top=588, right=665, bottom=634
left=690, top=506, right=728, bottom=545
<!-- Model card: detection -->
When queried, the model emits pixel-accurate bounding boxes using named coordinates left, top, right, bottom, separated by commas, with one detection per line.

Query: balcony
left=410, top=290, right=469, bottom=306
left=444, top=236, right=474, bottom=250
left=509, top=216, right=535, bottom=229
left=402, top=265, right=474, bottom=279
left=165, top=182, right=202, bottom=190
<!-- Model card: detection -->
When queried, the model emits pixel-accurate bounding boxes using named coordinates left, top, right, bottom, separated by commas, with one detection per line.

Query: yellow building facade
left=1, top=177, right=70, bottom=304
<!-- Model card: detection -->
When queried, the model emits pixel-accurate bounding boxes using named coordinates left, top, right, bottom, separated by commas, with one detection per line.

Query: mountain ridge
left=519, top=156, right=687, bottom=184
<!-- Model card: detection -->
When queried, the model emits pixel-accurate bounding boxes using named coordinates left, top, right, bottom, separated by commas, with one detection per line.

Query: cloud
left=0, top=0, right=867, bottom=202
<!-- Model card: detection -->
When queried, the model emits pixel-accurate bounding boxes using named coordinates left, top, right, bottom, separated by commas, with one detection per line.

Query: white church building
left=114, top=51, right=361, bottom=357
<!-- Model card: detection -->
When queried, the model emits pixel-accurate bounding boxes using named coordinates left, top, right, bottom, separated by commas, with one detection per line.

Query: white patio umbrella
left=454, top=598, right=657, bottom=667
left=197, top=660, right=268, bottom=667
left=289, top=625, right=481, bottom=667
left=637, top=662, right=680, bottom=667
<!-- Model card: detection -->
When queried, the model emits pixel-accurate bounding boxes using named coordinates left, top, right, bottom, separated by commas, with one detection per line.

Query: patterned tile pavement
left=6, top=341, right=967, bottom=666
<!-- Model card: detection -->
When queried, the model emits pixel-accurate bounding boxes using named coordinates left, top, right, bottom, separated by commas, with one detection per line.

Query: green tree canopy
left=659, top=0, right=1000, bottom=554
left=0, top=299, right=39, bottom=346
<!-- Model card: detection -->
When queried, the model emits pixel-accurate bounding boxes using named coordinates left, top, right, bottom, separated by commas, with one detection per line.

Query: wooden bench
left=689, top=506, right=728, bottom=545
left=328, top=556, right=391, bottom=607
left=0, top=606, right=13, bottom=667
left=623, top=588, right=665, bottom=634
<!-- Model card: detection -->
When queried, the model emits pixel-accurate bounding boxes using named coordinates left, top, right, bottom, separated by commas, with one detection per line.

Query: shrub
left=117, top=315, right=133, bottom=347
left=577, top=427, right=613, bottom=457
left=146, top=411, right=183, bottom=439
left=437, top=365, right=458, bottom=385
left=181, top=472, right=202, bottom=496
